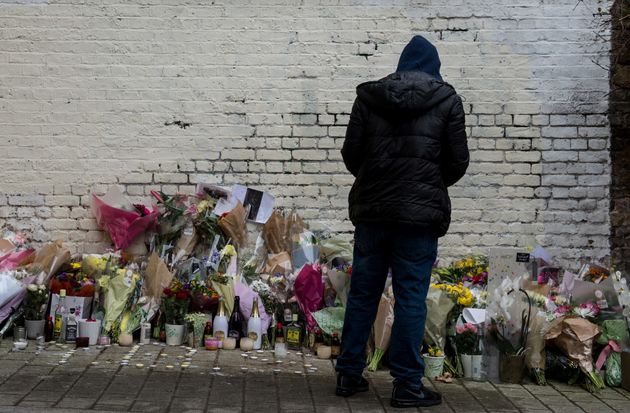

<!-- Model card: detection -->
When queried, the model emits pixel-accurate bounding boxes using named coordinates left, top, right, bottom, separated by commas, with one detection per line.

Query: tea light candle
left=118, top=333, right=133, bottom=347
left=223, top=337, right=237, bottom=350
left=240, top=338, right=254, bottom=352
left=205, top=337, right=220, bottom=351
left=317, top=345, right=332, bottom=360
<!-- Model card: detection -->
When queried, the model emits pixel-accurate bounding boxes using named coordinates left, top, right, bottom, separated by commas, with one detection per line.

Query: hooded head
left=396, top=35, right=442, bottom=81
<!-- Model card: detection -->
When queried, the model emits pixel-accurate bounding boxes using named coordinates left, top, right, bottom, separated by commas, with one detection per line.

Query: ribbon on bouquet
left=595, top=339, right=621, bottom=370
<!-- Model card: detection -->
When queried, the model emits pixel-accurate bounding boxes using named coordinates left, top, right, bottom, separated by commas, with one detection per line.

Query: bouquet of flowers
left=251, top=279, right=279, bottom=316
left=163, top=281, right=191, bottom=325
left=326, top=262, right=351, bottom=307
left=50, top=263, right=96, bottom=297
left=433, top=255, right=488, bottom=286
left=455, top=323, right=480, bottom=355
left=186, top=276, right=219, bottom=313
left=367, top=294, right=394, bottom=371
left=431, top=283, right=475, bottom=308
left=545, top=316, right=604, bottom=391
left=23, top=284, right=47, bottom=320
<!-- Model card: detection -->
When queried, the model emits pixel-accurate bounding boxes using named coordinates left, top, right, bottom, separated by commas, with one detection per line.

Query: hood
left=396, top=35, right=442, bottom=81
left=356, top=71, right=455, bottom=115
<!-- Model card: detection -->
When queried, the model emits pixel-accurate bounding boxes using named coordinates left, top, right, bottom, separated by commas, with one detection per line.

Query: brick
left=0, top=1, right=613, bottom=269
left=44, top=196, right=80, bottom=207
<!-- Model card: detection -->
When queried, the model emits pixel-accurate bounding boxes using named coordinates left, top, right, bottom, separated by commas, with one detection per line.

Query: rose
left=163, top=288, right=173, bottom=297
left=27, top=284, right=38, bottom=292
left=176, top=291, right=189, bottom=300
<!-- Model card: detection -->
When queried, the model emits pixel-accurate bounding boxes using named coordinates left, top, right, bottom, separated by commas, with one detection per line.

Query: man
left=335, top=35, right=469, bottom=408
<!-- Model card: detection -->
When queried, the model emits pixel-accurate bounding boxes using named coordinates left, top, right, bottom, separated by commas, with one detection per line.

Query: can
left=140, top=323, right=151, bottom=344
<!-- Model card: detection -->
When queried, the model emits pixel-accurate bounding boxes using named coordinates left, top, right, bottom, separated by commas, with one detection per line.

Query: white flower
left=27, top=284, right=38, bottom=292
left=38, top=284, right=46, bottom=291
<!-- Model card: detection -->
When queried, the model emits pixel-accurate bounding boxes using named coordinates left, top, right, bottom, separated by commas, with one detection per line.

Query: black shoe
left=335, top=373, right=369, bottom=397
left=390, top=382, right=442, bottom=408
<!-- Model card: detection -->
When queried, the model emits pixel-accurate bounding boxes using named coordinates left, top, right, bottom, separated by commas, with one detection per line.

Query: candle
left=205, top=337, right=220, bottom=351
left=118, top=333, right=133, bottom=347
left=317, top=345, right=332, bottom=360
left=223, top=337, right=237, bottom=350
left=240, top=337, right=254, bottom=352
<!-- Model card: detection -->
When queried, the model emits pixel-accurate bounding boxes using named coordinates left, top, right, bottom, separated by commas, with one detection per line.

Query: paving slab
left=0, top=340, right=629, bottom=412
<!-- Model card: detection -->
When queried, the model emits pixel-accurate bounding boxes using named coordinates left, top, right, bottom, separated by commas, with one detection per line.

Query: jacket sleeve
left=441, top=96, right=469, bottom=187
left=341, top=98, right=366, bottom=177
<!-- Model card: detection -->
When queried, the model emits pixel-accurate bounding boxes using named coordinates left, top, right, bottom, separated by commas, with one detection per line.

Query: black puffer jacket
left=341, top=71, right=469, bottom=237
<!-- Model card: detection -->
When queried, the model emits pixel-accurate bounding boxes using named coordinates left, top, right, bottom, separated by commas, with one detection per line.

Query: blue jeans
left=336, top=222, right=438, bottom=390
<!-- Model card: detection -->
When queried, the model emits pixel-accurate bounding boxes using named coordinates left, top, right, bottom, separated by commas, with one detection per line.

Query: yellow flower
left=196, top=200, right=210, bottom=214
left=220, top=244, right=237, bottom=258
left=70, top=262, right=81, bottom=270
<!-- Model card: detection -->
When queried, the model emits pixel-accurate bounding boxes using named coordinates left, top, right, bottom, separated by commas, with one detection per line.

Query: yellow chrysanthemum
left=220, top=244, right=237, bottom=258
left=196, top=200, right=210, bottom=214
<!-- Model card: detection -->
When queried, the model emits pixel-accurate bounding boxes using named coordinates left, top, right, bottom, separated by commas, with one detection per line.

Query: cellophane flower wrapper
left=294, top=264, right=324, bottom=331
left=596, top=319, right=629, bottom=387
left=100, top=269, right=139, bottom=334
left=425, top=286, right=455, bottom=350
left=319, top=238, right=353, bottom=263
left=312, top=307, right=345, bottom=336
left=0, top=248, right=34, bottom=271
left=0, top=271, right=24, bottom=308
left=291, top=229, right=319, bottom=271
left=234, top=281, right=271, bottom=331
left=327, top=268, right=351, bottom=307
left=210, top=276, right=235, bottom=316
left=368, top=295, right=394, bottom=371
left=525, top=311, right=548, bottom=384
left=596, top=319, right=629, bottom=347
left=91, top=188, right=159, bottom=250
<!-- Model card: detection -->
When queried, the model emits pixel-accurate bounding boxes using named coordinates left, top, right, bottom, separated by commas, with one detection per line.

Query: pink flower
left=186, top=204, right=197, bottom=215
left=456, top=325, right=465, bottom=334
left=465, top=323, right=477, bottom=334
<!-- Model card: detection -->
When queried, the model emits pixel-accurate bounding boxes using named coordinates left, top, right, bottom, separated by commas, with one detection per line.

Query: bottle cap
left=60, top=289, right=66, bottom=297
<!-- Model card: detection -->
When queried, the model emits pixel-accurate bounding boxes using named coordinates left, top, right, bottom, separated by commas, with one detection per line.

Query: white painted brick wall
left=0, top=0, right=613, bottom=267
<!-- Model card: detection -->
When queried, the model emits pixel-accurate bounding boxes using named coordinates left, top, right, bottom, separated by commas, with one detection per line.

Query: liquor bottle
left=53, top=289, right=68, bottom=342
left=203, top=321, right=213, bottom=341
left=44, top=316, right=54, bottom=342
left=274, top=322, right=287, bottom=358
left=286, top=314, right=303, bottom=351
left=228, top=296, right=243, bottom=348
left=267, top=313, right=277, bottom=348
left=247, top=298, right=262, bottom=350
left=213, top=298, right=229, bottom=344
left=65, top=308, right=77, bottom=343
left=331, top=332, right=341, bottom=359
left=313, top=328, right=324, bottom=352
left=151, top=311, right=162, bottom=340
